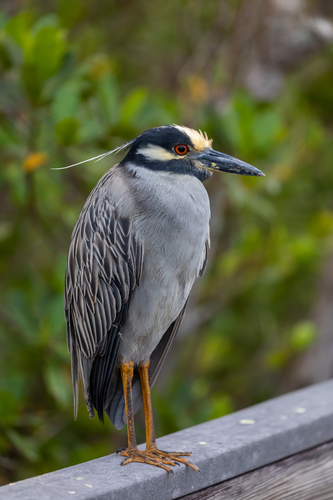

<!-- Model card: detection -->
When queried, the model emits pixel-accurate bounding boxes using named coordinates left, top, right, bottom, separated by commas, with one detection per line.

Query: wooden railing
left=1, top=379, right=333, bottom=500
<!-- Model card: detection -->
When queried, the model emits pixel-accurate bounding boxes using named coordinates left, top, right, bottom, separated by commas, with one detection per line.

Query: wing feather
left=65, top=187, right=143, bottom=421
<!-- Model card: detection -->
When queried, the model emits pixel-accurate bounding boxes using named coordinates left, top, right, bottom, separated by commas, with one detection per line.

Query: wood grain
left=179, top=441, right=333, bottom=500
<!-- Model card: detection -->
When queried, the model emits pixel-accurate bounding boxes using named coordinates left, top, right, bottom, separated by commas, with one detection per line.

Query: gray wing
left=148, top=303, right=187, bottom=387
left=65, top=188, right=143, bottom=422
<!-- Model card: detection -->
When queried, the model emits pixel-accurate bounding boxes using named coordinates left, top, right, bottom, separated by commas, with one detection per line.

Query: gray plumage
left=65, top=125, right=264, bottom=430
left=65, top=162, right=209, bottom=429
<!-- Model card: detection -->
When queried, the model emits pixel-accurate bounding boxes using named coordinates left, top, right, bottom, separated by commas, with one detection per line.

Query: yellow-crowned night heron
left=65, top=125, right=264, bottom=473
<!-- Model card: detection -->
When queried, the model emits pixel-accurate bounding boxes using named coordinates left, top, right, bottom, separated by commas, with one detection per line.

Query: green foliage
left=5, top=13, right=66, bottom=103
left=1, top=5, right=332, bottom=486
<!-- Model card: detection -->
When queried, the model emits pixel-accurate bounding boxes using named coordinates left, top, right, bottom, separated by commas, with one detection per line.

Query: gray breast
left=117, top=164, right=211, bottom=365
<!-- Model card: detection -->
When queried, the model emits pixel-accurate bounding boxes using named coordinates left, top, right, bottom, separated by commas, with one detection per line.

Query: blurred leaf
left=290, top=236, right=317, bottom=264
left=44, top=294, right=65, bottom=335
left=6, top=290, right=38, bottom=344
left=252, top=109, right=282, bottom=153
left=0, top=391, right=20, bottom=425
left=289, top=321, right=317, bottom=351
left=96, top=75, right=119, bottom=127
left=43, top=363, right=72, bottom=408
left=52, top=82, right=81, bottom=123
left=6, top=429, right=40, bottom=462
left=0, top=433, right=10, bottom=454
left=208, top=395, right=233, bottom=420
left=121, top=87, right=148, bottom=127
left=55, top=117, right=79, bottom=145
left=309, top=210, right=333, bottom=238
left=89, top=53, right=114, bottom=81
left=22, top=18, right=66, bottom=101
left=4, top=12, right=33, bottom=48
left=30, top=14, right=60, bottom=34
left=0, top=12, right=8, bottom=31
left=265, top=348, right=290, bottom=369
left=0, top=222, right=13, bottom=242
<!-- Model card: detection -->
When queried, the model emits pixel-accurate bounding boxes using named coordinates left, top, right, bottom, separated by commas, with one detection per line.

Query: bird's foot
left=148, top=447, right=201, bottom=473
left=120, top=447, right=175, bottom=473
left=120, top=446, right=201, bottom=473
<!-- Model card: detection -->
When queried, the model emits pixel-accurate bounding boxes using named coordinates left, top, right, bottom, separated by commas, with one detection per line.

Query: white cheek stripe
left=137, top=144, right=176, bottom=162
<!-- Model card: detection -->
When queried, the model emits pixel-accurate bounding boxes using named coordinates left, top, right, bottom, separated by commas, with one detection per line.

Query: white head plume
left=51, top=139, right=134, bottom=170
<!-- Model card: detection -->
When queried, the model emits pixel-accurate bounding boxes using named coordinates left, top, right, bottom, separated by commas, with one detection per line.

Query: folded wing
left=65, top=190, right=143, bottom=422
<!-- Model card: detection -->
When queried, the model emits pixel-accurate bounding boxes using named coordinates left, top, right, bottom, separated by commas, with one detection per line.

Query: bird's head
left=120, top=125, right=264, bottom=181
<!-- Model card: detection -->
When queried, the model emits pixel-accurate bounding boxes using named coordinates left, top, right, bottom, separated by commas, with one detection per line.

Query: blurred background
left=1, top=0, right=333, bottom=485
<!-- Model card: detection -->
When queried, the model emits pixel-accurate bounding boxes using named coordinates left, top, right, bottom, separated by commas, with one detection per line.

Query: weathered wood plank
left=180, top=441, right=333, bottom=500
left=1, top=380, right=333, bottom=500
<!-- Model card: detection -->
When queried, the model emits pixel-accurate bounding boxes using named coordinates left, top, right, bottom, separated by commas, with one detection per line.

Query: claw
left=118, top=447, right=200, bottom=473
left=119, top=448, right=173, bottom=473
left=116, top=447, right=127, bottom=454
left=149, top=449, right=200, bottom=473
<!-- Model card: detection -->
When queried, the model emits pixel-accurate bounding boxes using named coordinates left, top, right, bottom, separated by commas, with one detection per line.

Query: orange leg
left=120, top=361, right=137, bottom=452
left=119, top=360, right=200, bottom=473
left=119, top=361, right=172, bottom=472
left=138, top=361, right=200, bottom=473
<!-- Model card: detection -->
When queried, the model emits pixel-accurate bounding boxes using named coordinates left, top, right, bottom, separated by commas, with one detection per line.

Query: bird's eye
left=174, top=144, right=188, bottom=156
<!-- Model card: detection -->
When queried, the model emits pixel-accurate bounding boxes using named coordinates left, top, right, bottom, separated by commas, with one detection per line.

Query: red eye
left=174, top=144, right=188, bottom=155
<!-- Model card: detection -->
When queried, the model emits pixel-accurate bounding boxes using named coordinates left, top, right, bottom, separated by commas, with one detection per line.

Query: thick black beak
left=196, top=149, right=265, bottom=177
